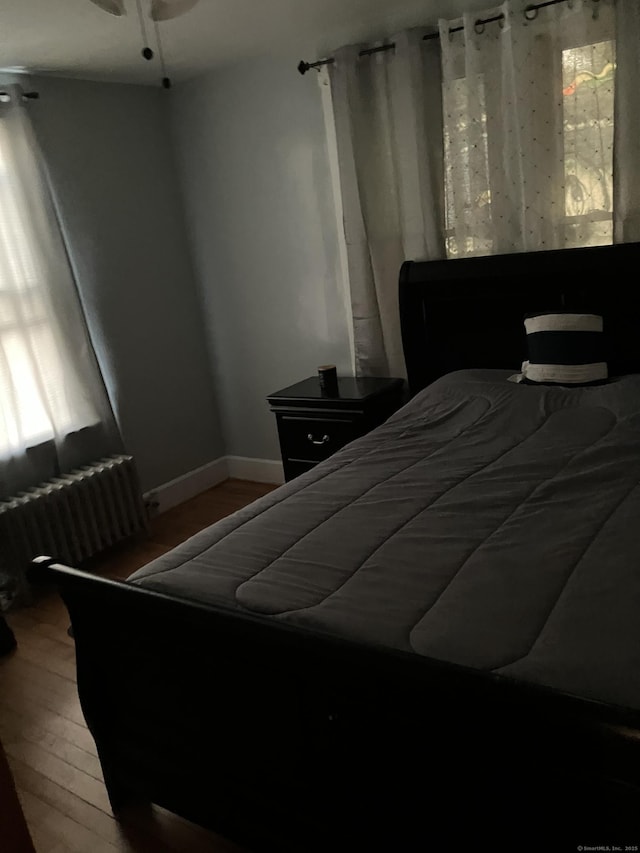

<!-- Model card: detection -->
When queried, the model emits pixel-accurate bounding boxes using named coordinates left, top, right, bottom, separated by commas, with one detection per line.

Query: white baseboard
left=226, top=455, right=284, bottom=485
left=144, top=455, right=284, bottom=515
left=144, top=457, right=228, bottom=515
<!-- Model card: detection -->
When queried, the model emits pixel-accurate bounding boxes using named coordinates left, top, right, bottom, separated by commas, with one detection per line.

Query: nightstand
left=267, top=375, right=405, bottom=481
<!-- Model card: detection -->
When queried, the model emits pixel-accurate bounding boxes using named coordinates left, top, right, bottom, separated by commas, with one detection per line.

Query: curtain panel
left=0, top=85, right=123, bottom=500
left=329, top=31, right=446, bottom=379
left=441, top=0, right=616, bottom=257
left=327, top=0, right=636, bottom=377
left=613, top=0, right=640, bottom=243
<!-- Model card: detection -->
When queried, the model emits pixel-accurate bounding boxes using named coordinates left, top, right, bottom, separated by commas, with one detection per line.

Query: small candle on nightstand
left=318, top=364, right=339, bottom=396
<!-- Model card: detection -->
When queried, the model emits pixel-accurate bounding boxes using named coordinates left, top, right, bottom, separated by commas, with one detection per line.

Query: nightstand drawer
left=279, top=416, right=359, bottom=462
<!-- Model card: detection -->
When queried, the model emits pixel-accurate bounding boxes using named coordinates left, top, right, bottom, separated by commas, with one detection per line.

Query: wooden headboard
left=399, top=241, right=640, bottom=397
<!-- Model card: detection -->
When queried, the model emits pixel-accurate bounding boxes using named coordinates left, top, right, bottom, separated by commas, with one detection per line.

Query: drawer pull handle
left=308, top=433, right=330, bottom=446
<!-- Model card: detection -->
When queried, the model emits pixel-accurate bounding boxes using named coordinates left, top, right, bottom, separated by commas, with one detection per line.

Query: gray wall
left=171, top=58, right=352, bottom=460
left=26, top=74, right=224, bottom=490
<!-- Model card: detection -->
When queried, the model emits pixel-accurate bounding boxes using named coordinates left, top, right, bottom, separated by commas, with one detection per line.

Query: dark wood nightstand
left=267, top=375, right=405, bottom=481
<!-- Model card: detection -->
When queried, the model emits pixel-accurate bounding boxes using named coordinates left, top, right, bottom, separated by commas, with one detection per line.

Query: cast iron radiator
left=0, top=455, right=148, bottom=576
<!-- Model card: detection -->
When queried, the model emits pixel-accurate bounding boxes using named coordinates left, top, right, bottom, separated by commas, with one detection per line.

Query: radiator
left=0, top=455, right=148, bottom=571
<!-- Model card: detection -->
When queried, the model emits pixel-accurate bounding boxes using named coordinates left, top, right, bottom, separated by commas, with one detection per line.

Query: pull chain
left=135, top=0, right=154, bottom=60
left=154, top=18, right=172, bottom=88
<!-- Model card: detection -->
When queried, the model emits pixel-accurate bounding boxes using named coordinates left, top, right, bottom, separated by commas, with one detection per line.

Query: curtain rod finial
left=297, top=60, right=310, bottom=75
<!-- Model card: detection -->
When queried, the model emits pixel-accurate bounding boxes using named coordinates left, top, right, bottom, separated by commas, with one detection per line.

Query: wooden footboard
left=29, top=556, right=640, bottom=851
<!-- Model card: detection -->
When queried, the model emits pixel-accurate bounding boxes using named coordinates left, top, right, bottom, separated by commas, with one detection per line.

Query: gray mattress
left=129, top=369, right=640, bottom=712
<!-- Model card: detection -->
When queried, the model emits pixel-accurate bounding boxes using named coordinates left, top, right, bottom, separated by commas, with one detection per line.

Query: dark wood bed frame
left=30, top=242, right=640, bottom=851
left=400, top=240, right=640, bottom=396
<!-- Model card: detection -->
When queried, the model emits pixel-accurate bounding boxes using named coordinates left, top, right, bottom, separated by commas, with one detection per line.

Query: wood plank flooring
left=0, top=478, right=277, bottom=853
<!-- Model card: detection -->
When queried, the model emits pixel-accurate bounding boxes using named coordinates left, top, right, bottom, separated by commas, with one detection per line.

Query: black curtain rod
left=298, top=0, right=584, bottom=74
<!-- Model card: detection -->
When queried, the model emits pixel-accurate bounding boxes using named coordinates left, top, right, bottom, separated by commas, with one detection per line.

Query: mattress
left=128, top=369, right=640, bottom=713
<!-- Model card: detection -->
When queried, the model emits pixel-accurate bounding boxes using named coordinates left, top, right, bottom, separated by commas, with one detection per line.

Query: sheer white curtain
left=326, top=0, right=635, bottom=372
left=613, top=0, right=640, bottom=243
left=440, top=0, right=616, bottom=257
left=0, top=86, right=121, bottom=498
left=329, top=31, right=446, bottom=378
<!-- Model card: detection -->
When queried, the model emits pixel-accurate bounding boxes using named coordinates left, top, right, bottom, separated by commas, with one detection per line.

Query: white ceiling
left=0, top=0, right=498, bottom=86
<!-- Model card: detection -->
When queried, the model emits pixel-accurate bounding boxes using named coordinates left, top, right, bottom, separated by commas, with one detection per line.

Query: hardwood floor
left=0, top=478, right=277, bottom=853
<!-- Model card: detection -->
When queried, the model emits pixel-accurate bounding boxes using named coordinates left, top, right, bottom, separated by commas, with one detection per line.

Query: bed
left=32, top=241, right=640, bottom=851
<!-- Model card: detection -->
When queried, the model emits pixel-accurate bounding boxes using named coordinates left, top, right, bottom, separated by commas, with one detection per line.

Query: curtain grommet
left=524, top=5, right=538, bottom=21
left=474, top=19, right=485, bottom=35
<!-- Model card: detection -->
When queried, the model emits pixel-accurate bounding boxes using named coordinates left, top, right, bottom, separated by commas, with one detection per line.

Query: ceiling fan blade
left=88, top=0, right=126, bottom=15
left=150, top=0, right=200, bottom=21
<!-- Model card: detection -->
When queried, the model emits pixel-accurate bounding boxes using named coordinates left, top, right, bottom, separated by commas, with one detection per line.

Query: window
left=443, top=75, right=492, bottom=258
left=0, top=118, right=97, bottom=460
left=442, top=24, right=616, bottom=258
left=562, top=40, right=615, bottom=248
